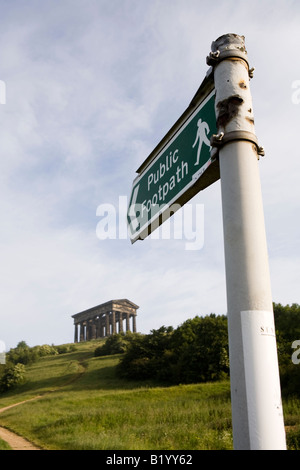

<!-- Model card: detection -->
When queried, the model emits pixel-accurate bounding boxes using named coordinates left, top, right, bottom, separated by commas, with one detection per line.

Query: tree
left=116, top=327, right=174, bottom=381
left=117, top=316, right=229, bottom=384
left=16, top=341, right=29, bottom=349
left=170, top=315, right=229, bottom=383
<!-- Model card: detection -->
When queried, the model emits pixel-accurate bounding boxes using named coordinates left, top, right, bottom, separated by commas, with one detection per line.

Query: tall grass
left=0, top=381, right=233, bottom=450
left=0, top=341, right=299, bottom=450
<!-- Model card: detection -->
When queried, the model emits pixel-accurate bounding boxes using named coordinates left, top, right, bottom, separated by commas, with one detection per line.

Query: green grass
left=0, top=340, right=299, bottom=450
left=1, top=380, right=232, bottom=450
left=0, top=438, right=12, bottom=450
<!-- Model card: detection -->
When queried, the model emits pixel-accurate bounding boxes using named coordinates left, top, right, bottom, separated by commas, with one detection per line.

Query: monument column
left=86, top=320, right=90, bottom=341
left=132, top=314, right=137, bottom=333
left=100, top=316, right=105, bottom=337
left=91, top=318, right=97, bottom=340
left=74, top=323, right=78, bottom=343
left=97, top=317, right=101, bottom=338
left=80, top=322, right=84, bottom=342
left=112, top=311, right=116, bottom=335
left=105, top=313, right=110, bottom=336
left=126, top=313, right=130, bottom=332
left=119, top=312, right=123, bottom=333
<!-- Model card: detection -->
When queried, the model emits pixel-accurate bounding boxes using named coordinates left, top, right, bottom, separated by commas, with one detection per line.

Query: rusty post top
left=211, top=33, right=246, bottom=53
left=207, top=33, right=249, bottom=68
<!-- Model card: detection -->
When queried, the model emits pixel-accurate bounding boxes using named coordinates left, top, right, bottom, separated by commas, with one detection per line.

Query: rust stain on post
left=246, top=116, right=255, bottom=125
left=216, top=95, right=244, bottom=128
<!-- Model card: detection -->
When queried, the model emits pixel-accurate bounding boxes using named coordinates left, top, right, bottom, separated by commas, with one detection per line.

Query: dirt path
left=0, top=398, right=43, bottom=450
left=0, top=360, right=87, bottom=450
left=0, top=425, right=41, bottom=450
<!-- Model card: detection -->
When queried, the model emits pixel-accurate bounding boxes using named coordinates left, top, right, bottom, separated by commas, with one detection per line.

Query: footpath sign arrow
left=127, top=84, right=218, bottom=243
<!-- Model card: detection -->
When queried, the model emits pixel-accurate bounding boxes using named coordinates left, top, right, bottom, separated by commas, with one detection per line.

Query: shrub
left=0, top=363, right=26, bottom=392
left=8, top=343, right=37, bottom=365
left=7, top=342, right=61, bottom=366
left=95, top=333, right=135, bottom=357
left=170, top=315, right=229, bottom=383
left=116, top=327, right=174, bottom=381
left=117, top=317, right=229, bottom=384
left=32, top=344, right=59, bottom=357
left=56, top=344, right=77, bottom=354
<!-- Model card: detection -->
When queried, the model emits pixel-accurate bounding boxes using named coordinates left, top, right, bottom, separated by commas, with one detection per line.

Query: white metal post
left=208, top=34, right=286, bottom=450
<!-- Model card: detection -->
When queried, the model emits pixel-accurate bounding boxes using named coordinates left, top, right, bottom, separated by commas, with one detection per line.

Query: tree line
left=97, top=314, right=229, bottom=383
left=1, top=302, right=299, bottom=396
left=95, top=303, right=300, bottom=397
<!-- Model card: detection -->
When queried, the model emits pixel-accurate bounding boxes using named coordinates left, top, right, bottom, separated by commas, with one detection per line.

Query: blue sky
left=0, top=0, right=300, bottom=350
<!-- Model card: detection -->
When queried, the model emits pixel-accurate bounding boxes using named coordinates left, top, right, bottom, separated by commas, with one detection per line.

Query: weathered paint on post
left=209, top=34, right=286, bottom=450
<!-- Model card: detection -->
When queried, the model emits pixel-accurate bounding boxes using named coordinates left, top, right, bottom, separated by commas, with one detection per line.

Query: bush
left=32, top=344, right=59, bottom=357
left=170, top=315, right=229, bottom=383
left=117, top=318, right=229, bottom=384
left=0, top=363, right=26, bottom=392
left=7, top=341, right=60, bottom=366
left=95, top=333, right=136, bottom=357
left=56, top=344, right=77, bottom=354
left=116, top=327, right=174, bottom=381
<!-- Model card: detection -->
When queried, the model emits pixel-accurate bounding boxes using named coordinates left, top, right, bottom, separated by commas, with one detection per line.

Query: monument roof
left=71, top=299, right=139, bottom=319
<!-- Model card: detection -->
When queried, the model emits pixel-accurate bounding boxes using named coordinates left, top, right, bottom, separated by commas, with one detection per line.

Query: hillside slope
left=0, top=341, right=234, bottom=450
left=0, top=340, right=299, bottom=450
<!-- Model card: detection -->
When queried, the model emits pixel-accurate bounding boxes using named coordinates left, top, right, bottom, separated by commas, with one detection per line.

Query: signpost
left=209, top=34, right=286, bottom=450
left=127, top=33, right=287, bottom=450
left=127, top=83, right=218, bottom=243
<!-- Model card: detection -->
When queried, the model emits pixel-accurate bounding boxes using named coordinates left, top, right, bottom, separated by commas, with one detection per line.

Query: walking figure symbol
left=192, top=118, right=211, bottom=166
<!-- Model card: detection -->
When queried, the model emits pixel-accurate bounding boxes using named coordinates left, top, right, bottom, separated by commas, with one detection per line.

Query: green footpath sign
left=127, top=89, right=218, bottom=242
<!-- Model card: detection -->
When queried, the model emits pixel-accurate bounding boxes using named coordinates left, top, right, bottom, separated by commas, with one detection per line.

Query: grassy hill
left=0, top=339, right=299, bottom=450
